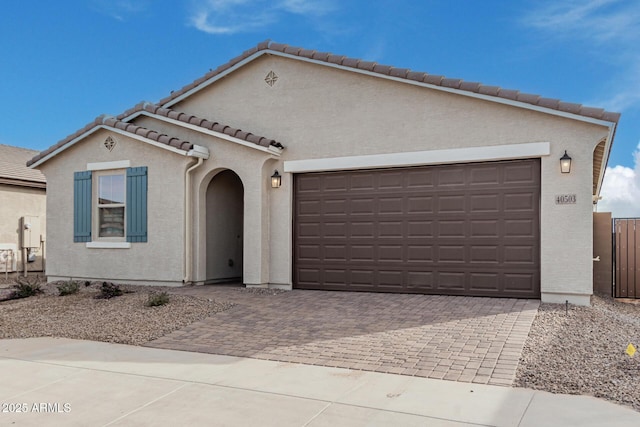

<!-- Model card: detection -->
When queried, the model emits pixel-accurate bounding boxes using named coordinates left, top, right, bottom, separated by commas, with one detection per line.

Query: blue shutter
left=126, top=166, right=148, bottom=243
left=73, top=171, right=92, bottom=242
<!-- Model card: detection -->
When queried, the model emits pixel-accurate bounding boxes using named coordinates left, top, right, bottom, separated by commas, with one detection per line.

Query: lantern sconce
left=271, top=170, right=282, bottom=188
left=560, top=150, right=572, bottom=174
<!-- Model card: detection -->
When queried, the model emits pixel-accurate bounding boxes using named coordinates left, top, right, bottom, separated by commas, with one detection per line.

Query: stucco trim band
left=86, top=242, right=131, bottom=249
left=87, top=160, right=131, bottom=171
left=284, top=142, right=551, bottom=173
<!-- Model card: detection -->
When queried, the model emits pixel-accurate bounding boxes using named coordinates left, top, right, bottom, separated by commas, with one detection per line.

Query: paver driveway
left=148, top=287, right=539, bottom=386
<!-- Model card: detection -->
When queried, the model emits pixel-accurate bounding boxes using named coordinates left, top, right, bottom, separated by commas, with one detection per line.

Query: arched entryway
left=205, top=169, right=244, bottom=284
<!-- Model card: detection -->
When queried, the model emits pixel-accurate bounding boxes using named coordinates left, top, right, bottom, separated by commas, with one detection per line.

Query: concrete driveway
left=149, top=287, right=539, bottom=386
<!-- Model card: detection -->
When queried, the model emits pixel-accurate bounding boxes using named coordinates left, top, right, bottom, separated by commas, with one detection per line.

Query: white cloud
left=522, top=0, right=640, bottom=112
left=90, top=0, right=149, bottom=21
left=189, top=0, right=335, bottom=35
left=598, top=144, right=640, bottom=217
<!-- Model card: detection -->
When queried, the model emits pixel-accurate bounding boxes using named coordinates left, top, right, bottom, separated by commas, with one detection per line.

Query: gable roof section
left=117, top=102, right=284, bottom=150
left=159, top=40, right=621, bottom=126
left=0, top=144, right=46, bottom=188
left=28, top=101, right=285, bottom=168
left=27, top=116, right=195, bottom=168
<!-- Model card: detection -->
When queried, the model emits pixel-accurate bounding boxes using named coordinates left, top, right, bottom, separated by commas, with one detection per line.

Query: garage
left=294, top=159, right=540, bottom=298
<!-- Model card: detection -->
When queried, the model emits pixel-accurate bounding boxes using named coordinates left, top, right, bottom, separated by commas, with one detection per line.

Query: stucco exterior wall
left=0, top=184, right=46, bottom=272
left=39, top=129, right=189, bottom=285
left=35, top=53, right=612, bottom=303
left=173, top=55, right=610, bottom=303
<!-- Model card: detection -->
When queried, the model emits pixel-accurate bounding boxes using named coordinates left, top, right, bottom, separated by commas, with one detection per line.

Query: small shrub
left=95, top=282, right=123, bottom=299
left=9, top=277, right=42, bottom=299
left=57, top=281, right=80, bottom=296
left=147, top=292, right=170, bottom=307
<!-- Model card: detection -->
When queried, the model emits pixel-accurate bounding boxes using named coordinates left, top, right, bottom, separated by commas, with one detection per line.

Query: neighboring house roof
left=117, top=102, right=284, bottom=149
left=159, top=40, right=621, bottom=125
left=0, top=144, right=46, bottom=188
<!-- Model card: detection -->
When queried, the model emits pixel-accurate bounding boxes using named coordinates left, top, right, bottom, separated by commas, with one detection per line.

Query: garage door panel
left=378, top=171, right=404, bottom=189
left=408, top=220, right=434, bottom=237
left=323, top=198, right=348, bottom=215
left=469, top=166, right=500, bottom=186
left=505, top=219, right=535, bottom=237
left=379, top=221, right=403, bottom=238
left=504, top=193, right=535, bottom=212
left=324, top=222, right=347, bottom=237
left=437, top=272, right=466, bottom=290
left=407, top=170, right=435, bottom=188
left=438, top=195, right=466, bottom=213
left=470, top=220, right=499, bottom=237
left=470, top=245, right=500, bottom=263
left=470, top=194, right=500, bottom=212
left=379, top=245, right=403, bottom=261
left=294, top=159, right=540, bottom=298
left=379, top=197, right=404, bottom=214
left=408, top=196, right=433, bottom=213
left=324, top=175, right=348, bottom=191
left=438, top=168, right=466, bottom=186
left=351, top=174, right=375, bottom=190
left=504, top=163, right=538, bottom=184
left=351, top=222, right=375, bottom=238
left=439, top=220, right=466, bottom=238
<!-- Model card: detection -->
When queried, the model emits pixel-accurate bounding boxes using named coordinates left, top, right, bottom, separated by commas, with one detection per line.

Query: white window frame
left=92, top=169, right=127, bottom=243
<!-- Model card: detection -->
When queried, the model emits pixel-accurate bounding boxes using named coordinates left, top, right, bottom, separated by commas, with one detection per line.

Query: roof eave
left=28, top=125, right=193, bottom=169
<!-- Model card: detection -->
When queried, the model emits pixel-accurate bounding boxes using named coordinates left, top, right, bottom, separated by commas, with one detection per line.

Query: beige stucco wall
left=38, top=129, right=190, bottom=285
left=0, top=184, right=46, bottom=272
left=172, top=54, right=610, bottom=303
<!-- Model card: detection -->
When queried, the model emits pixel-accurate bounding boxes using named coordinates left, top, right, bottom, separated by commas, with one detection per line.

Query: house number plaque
left=555, top=194, right=577, bottom=205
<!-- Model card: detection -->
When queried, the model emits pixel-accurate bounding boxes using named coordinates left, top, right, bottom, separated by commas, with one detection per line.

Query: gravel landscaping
left=2, top=274, right=640, bottom=412
left=516, top=295, right=640, bottom=412
left=0, top=279, right=234, bottom=345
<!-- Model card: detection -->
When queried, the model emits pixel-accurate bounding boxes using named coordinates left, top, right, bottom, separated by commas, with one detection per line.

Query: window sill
left=86, top=242, right=131, bottom=249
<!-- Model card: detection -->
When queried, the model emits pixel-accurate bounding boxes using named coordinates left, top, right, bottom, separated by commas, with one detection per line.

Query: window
left=97, top=173, right=125, bottom=238
left=74, top=166, right=147, bottom=245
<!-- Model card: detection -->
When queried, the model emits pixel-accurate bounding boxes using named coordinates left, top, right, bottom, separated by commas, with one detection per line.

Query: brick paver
left=147, top=287, right=539, bottom=386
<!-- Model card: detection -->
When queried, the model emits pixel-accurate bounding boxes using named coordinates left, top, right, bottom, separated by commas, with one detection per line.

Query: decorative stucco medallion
left=104, top=136, right=116, bottom=152
left=265, top=71, right=278, bottom=87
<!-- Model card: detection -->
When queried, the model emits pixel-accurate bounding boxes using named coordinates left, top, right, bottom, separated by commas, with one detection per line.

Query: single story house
left=28, top=41, right=619, bottom=305
left=1, top=144, right=46, bottom=274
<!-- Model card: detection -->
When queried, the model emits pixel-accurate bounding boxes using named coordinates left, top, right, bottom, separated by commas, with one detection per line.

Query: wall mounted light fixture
left=271, top=170, right=282, bottom=188
left=560, top=150, right=572, bottom=174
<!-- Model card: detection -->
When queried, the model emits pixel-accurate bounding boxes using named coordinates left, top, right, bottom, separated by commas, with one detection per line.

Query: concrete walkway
left=0, top=338, right=638, bottom=426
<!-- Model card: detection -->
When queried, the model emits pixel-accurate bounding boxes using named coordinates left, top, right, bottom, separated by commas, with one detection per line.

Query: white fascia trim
left=87, top=160, right=131, bottom=171
left=594, top=123, right=616, bottom=198
left=29, top=125, right=192, bottom=169
left=133, top=112, right=281, bottom=157
left=86, top=242, right=131, bottom=249
left=284, top=142, right=550, bottom=173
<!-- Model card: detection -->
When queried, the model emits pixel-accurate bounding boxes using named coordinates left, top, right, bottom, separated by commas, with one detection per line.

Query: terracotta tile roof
left=159, top=40, right=620, bottom=124
left=0, top=144, right=46, bottom=187
left=117, top=102, right=284, bottom=149
left=27, top=116, right=194, bottom=167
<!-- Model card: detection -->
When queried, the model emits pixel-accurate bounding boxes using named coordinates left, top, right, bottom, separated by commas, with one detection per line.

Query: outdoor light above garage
left=560, top=151, right=572, bottom=173
left=271, top=170, right=282, bottom=188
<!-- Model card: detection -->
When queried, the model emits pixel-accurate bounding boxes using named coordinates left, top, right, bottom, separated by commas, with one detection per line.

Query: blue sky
left=1, top=0, right=639, bottom=213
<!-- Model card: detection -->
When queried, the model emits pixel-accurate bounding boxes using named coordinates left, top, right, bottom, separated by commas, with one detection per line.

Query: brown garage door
left=293, top=159, right=540, bottom=298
